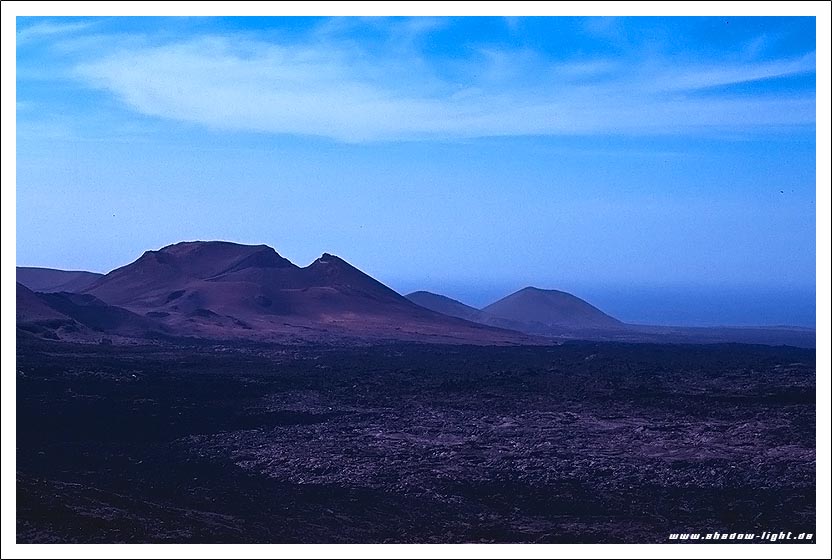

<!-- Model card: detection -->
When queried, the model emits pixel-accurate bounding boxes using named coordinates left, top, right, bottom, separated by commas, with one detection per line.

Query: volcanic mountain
left=482, top=286, right=623, bottom=334
left=17, top=243, right=815, bottom=347
left=407, top=287, right=623, bottom=336
left=77, top=241, right=536, bottom=344
left=17, top=267, right=103, bottom=293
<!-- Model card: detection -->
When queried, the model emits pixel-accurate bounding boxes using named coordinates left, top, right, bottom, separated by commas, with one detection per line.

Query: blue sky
left=15, top=16, right=817, bottom=326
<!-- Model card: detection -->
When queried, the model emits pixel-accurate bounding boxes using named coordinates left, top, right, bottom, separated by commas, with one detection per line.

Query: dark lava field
left=16, top=337, right=816, bottom=543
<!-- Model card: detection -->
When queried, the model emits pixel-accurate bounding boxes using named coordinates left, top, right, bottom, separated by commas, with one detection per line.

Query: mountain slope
left=38, top=292, right=163, bottom=336
left=17, top=282, right=160, bottom=341
left=17, top=267, right=103, bottom=293
left=17, top=283, right=75, bottom=325
left=405, top=291, right=487, bottom=323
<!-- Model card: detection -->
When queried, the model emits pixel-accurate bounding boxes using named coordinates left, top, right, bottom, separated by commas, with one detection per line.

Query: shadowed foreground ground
left=16, top=338, right=815, bottom=543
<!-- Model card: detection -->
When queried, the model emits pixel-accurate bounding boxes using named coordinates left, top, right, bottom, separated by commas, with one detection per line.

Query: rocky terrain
left=17, top=337, right=815, bottom=543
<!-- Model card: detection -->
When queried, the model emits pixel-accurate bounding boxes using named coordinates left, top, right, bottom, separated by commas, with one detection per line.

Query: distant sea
left=559, top=285, right=816, bottom=329
left=432, top=284, right=817, bottom=329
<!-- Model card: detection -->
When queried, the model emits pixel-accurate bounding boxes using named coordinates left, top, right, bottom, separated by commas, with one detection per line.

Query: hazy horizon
left=16, top=16, right=817, bottom=328
left=14, top=247, right=817, bottom=328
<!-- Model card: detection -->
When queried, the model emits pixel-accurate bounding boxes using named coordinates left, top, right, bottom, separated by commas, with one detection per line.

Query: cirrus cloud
left=73, top=34, right=815, bottom=143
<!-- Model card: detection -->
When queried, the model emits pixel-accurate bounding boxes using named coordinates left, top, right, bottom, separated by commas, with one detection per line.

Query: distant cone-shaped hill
left=407, top=287, right=622, bottom=335
left=483, top=286, right=622, bottom=331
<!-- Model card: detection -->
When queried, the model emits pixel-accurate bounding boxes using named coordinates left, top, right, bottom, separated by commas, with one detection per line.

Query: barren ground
left=16, top=337, right=815, bottom=543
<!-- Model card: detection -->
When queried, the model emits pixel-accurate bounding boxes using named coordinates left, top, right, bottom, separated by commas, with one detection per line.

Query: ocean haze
left=580, top=284, right=817, bottom=328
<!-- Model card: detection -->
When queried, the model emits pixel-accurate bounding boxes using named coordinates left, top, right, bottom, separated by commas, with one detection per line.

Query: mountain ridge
left=17, top=241, right=537, bottom=345
left=16, top=241, right=815, bottom=348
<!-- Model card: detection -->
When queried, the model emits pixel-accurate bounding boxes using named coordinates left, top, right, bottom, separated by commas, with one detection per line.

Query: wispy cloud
left=653, top=53, right=816, bottom=92
left=65, top=31, right=816, bottom=143
left=17, top=20, right=96, bottom=45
